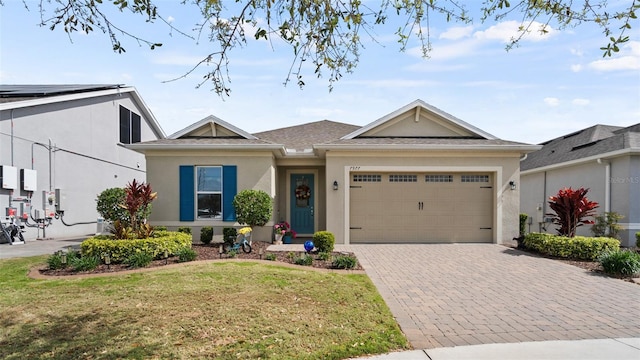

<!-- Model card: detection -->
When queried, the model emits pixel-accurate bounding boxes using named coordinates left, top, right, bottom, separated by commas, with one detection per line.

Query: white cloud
left=572, top=98, right=590, bottom=106
left=166, top=16, right=175, bottom=24
left=588, top=41, right=640, bottom=71
left=407, top=38, right=479, bottom=60
left=570, top=64, right=582, bottom=72
left=473, top=20, right=556, bottom=43
left=344, top=79, right=439, bottom=88
left=439, top=26, right=474, bottom=40
left=544, top=97, right=560, bottom=106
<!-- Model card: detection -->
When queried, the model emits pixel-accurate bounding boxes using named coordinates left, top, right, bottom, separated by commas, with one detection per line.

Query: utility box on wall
left=20, top=169, right=37, bottom=191
left=1, top=165, right=18, bottom=190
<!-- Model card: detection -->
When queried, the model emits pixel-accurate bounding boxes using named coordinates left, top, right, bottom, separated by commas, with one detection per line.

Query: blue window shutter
left=179, top=166, right=195, bottom=221
left=222, top=165, right=237, bottom=221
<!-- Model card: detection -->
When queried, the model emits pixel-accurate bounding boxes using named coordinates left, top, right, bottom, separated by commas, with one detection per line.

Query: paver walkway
left=343, top=244, right=640, bottom=349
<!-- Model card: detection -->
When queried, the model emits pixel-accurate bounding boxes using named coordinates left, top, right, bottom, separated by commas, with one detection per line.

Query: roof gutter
left=314, top=144, right=542, bottom=152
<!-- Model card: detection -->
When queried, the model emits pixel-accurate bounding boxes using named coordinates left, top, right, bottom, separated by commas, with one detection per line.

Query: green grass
left=0, top=256, right=408, bottom=359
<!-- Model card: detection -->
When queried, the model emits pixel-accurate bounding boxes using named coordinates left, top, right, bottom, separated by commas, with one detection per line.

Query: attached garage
left=349, top=172, right=494, bottom=243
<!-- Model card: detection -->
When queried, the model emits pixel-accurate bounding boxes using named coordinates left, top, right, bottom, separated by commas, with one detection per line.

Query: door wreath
left=295, top=184, right=311, bottom=200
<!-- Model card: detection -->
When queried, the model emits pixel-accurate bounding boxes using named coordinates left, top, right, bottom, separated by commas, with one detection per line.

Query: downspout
left=597, top=158, right=611, bottom=213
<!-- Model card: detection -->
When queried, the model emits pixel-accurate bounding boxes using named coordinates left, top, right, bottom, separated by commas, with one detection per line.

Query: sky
left=1, top=1, right=639, bottom=144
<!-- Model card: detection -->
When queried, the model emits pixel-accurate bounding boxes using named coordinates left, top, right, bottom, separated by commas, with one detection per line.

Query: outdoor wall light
left=509, top=181, right=517, bottom=190
left=333, top=180, right=339, bottom=190
left=60, top=251, right=67, bottom=265
left=102, top=252, right=111, bottom=269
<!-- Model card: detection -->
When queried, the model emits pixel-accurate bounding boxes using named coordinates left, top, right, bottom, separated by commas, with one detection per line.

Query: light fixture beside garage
left=333, top=180, right=339, bottom=190
left=509, top=181, right=517, bottom=190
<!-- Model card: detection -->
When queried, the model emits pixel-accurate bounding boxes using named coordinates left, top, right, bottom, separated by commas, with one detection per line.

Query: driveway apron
left=344, top=244, right=640, bottom=350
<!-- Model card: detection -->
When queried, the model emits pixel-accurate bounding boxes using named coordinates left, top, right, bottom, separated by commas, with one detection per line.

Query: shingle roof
left=129, top=137, right=275, bottom=146
left=322, top=137, right=529, bottom=146
left=254, top=120, right=360, bottom=150
left=521, top=123, right=640, bottom=171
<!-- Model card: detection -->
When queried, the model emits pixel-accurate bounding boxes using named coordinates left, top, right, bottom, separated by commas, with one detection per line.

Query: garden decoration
left=304, top=240, right=314, bottom=253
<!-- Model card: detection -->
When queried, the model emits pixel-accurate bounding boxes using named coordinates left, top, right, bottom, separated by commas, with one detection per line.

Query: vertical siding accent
left=222, top=165, right=237, bottom=221
left=179, top=165, right=195, bottom=221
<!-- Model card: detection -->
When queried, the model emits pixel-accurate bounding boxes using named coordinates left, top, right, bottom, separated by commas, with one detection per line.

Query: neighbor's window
left=119, top=105, right=141, bottom=144
left=196, top=166, right=222, bottom=219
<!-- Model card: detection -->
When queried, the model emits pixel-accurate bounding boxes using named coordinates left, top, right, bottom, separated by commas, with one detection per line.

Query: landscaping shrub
left=223, top=228, right=237, bottom=247
left=81, top=231, right=192, bottom=263
left=232, top=189, right=273, bottom=228
left=177, top=226, right=191, bottom=234
left=598, top=250, right=640, bottom=276
left=523, top=233, right=619, bottom=260
left=96, top=187, right=129, bottom=225
left=294, top=254, right=313, bottom=266
left=591, top=212, right=624, bottom=238
left=177, top=247, right=198, bottom=262
left=47, top=252, right=66, bottom=270
left=313, top=231, right=335, bottom=253
left=124, top=251, right=154, bottom=268
left=547, top=187, right=598, bottom=237
left=317, top=251, right=331, bottom=261
left=265, top=253, right=277, bottom=261
left=200, top=226, right=213, bottom=244
left=636, top=232, right=640, bottom=248
left=332, top=254, right=358, bottom=269
left=519, top=213, right=528, bottom=237
left=154, top=225, right=167, bottom=231
left=69, top=255, right=100, bottom=272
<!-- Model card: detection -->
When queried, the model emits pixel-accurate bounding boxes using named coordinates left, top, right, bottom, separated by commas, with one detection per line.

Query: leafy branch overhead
left=17, top=0, right=640, bottom=95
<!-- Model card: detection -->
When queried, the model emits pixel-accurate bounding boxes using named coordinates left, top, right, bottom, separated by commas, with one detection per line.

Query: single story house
left=0, top=84, right=165, bottom=240
left=521, top=123, right=639, bottom=247
left=128, top=100, right=540, bottom=244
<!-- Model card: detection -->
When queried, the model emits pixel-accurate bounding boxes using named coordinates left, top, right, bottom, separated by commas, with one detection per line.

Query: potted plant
left=273, top=221, right=288, bottom=244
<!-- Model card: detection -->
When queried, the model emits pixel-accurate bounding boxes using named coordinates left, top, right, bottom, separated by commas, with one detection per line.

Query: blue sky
left=1, top=1, right=638, bottom=144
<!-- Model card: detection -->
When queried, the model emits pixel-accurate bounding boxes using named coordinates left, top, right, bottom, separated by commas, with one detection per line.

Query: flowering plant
left=238, top=227, right=252, bottom=236
left=274, top=221, right=297, bottom=238
left=274, top=221, right=289, bottom=236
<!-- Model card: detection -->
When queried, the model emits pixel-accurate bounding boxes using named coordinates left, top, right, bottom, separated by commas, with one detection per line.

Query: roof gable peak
left=169, top=115, right=257, bottom=140
left=341, top=99, right=497, bottom=140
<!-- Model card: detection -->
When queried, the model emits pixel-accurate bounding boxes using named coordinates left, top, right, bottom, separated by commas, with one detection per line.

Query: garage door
left=349, top=173, right=493, bottom=243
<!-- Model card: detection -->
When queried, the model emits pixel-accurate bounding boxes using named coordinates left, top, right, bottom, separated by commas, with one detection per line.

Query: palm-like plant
left=547, top=187, right=599, bottom=237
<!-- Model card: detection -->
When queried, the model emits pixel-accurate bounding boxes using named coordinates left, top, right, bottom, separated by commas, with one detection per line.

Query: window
left=179, top=165, right=237, bottom=222
left=119, top=105, right=141, bottom=144
left=389, top=174, right=417, bottom=182
left=353, top=174, right=381, bottom=182
left=461, top=175, right=490, bottom=183
left=426, top=175, right=453, bottom=182
left=196, top=166, right=222, bottom=219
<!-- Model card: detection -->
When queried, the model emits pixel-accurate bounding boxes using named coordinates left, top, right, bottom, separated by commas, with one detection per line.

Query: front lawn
left=0, top=256, right=408, bottom=360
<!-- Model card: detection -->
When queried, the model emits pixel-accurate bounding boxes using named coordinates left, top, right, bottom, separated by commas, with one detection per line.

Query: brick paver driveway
left=344, top=244, right=640, bottom=349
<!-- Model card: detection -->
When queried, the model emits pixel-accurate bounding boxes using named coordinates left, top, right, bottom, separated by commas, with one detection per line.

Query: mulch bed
left=38, top=241, right=362, bottom=277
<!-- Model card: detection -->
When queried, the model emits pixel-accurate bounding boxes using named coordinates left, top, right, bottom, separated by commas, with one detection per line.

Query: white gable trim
left=168, top=115, right=257, bottom=140
left=341, top=99, right=498, bottom=140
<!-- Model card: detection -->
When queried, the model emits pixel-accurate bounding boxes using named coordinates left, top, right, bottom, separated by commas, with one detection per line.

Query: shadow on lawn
left=0, top=311, right=163, bottom=359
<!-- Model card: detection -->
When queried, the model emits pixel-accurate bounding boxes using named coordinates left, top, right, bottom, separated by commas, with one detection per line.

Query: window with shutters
left=196, top=166, right=222, bottom=219
left=119, top=105, right=141, bottom=144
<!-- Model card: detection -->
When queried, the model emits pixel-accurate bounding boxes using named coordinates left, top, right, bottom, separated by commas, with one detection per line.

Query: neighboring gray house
left=0, top=85, right=165, bottom=241
left=520, top=124, right=640, bottom=247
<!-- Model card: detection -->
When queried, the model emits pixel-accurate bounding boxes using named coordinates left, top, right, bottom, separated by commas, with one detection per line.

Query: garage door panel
left=351, top=172, right=494, bottom=243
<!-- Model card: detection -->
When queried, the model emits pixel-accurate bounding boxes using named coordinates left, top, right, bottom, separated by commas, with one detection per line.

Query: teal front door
left=290, top=173, right=314, bottom=235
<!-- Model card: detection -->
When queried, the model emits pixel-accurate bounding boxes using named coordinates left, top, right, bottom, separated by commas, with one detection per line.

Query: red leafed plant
left=547, top=187, right=599, bottom=237
left=122, top=179, right=157, bottom=238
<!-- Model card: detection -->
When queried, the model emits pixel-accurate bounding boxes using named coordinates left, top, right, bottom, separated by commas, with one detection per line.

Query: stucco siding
left=145, top=152, right=276, bottom=241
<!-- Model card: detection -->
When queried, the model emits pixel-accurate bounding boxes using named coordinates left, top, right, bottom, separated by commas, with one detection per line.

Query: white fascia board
left=125, top=143, right=284, bottom=152
left=341, top=99, right=498, bottom=140
left=521, top=148, right=639, bottom=175
left=128, top=87, right=166, bottom=139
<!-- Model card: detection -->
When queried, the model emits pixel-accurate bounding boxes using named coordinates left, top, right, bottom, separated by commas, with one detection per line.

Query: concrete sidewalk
left=355, top=338, right=640, bottom=360
left=0, top=236, right=84, bottom=259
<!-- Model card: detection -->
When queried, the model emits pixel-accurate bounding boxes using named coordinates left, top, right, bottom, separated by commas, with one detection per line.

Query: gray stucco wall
left=521, top=154, right=639, bottom=247
left=0, top=92, right=158, bottom=240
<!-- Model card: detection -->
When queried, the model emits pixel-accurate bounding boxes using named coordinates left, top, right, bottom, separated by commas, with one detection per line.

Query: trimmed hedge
left=313, top=231, right=335, bottom=253
left=523, top=232, right=620, bottom=261
left=81, top=231, right=192, bottom=263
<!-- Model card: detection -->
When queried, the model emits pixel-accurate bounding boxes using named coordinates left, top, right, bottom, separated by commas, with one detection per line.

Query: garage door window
left=353, top=174, right=381, bottom=182
left=426, top=175, right=453, bottom=182
left=461, top=175, right=490, bottom=183
left=389, top=174, right=417, bottom=182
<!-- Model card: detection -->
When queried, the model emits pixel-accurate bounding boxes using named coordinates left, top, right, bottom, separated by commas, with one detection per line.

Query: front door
left=290, top=173, right=314, bottom=235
